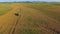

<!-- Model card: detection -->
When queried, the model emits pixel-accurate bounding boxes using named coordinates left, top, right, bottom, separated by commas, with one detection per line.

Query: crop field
left=0, top=2, right=60, bottom=34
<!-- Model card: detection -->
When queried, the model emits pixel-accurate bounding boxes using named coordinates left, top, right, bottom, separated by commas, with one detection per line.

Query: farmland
left=0, top=2, right=60, bottom=34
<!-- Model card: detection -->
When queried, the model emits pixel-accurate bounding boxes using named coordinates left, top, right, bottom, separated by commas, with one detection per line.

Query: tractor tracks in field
left=11, top=8, right=21, bottom=34
left=11, top=15, right=21, bottom=34
left=8, top=5, right=21, bottom=34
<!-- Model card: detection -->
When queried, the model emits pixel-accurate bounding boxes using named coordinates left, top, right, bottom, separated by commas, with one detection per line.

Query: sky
left=0, top=0, right=60, bottom=2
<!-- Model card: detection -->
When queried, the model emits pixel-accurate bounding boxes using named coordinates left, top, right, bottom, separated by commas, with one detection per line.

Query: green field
left=0, top=2, right=60, bottom=34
